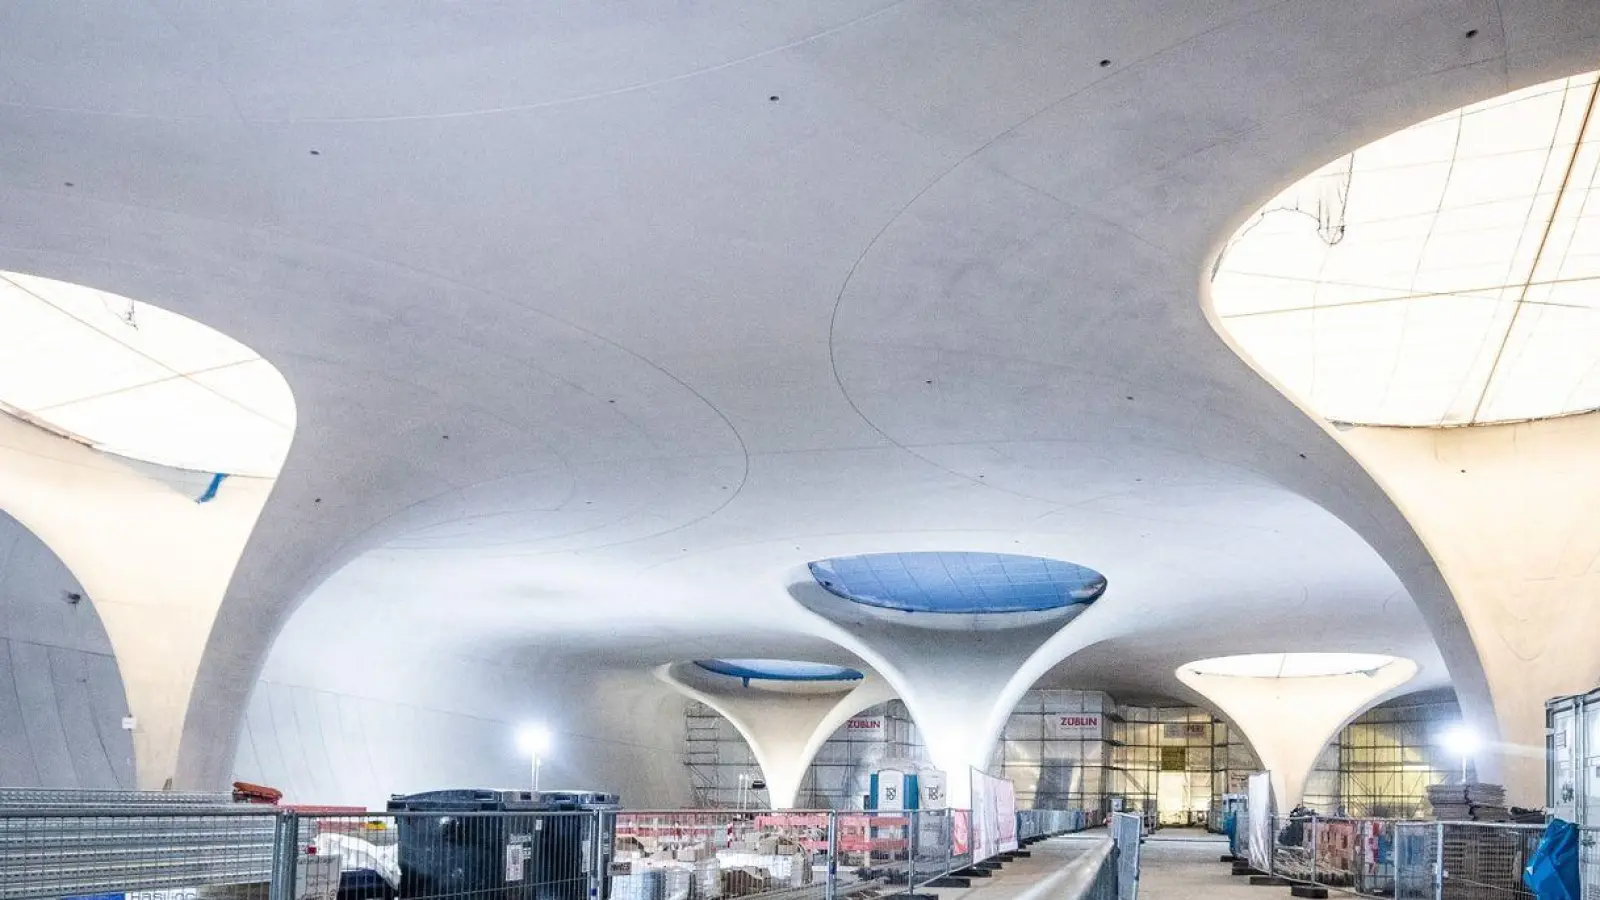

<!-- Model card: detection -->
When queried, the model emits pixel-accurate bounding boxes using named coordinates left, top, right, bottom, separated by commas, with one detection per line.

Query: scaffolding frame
left=684, top=691, right=1461, bottom=821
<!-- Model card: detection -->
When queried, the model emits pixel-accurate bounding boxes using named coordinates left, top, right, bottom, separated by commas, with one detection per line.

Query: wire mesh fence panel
left=1393, top=822, right=1439, bottom=900
left=297, top=810, right=604, bottom=900
left=1437, top=823, right=1544, bottom=900
left=835, top=813, right=909, bottom=896
left=1354, top=819, right=1403, bottom=895
left=1287, top=816, right=1388, bottom=891
left=1579, top=825, right=1597, bottom=900
left=298, top=811, right=399, bottom=900
left=1310, top=817, right=1355, bottom=889
left=946, top=809, right=973, bottom=875
left=1272, top=816, right=1314, bottom=882
left=1017, top=810, right=1087, bottom=840
left=614, top=811, right=830, bottom=900
left=0, top=808, right=282, bottom=900
left=1234, top=808, right=1253, bottom=866
left=909, top=810, right=954, bottom=888
left=0, top=803, right=1110, bottom=900
left=0, top=790, right=240, bottom=808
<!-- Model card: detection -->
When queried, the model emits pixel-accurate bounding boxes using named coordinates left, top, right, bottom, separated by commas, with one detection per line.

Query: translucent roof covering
left=0, top=271, right=294, bottom=476
left=1212, top=71, right=1600, bottom=427
left=694, top=659, right=865, bottom=682
left=808, top=552, right=1107, bottom=614
left=1182, top=653, right=1401, bottom=678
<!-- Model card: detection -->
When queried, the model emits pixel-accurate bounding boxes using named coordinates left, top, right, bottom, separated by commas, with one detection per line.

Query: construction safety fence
left=1018, top=810, right=1088, bottom=841
left=1249, top=816, right=1598, bottom=900
left=0, top=805, right=1101, bottom=900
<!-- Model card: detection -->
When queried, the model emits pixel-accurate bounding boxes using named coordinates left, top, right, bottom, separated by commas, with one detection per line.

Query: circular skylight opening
left=808, top=552, right=1107, bottom=614
left=0, top=271, right=295, bottom=476
left=1211, top=71, right=1600, bottom=427
left=694, top=659, right=865, bottom=683
left=1181, top=653, right=1402, bottom=679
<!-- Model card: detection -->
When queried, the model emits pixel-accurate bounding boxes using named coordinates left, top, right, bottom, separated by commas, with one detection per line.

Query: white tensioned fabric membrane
left=1212, top=71, right=1600, bottom=427
left=1181, top=653, right=1401, bottom=679
left=0, top=271, right=294, bottom=476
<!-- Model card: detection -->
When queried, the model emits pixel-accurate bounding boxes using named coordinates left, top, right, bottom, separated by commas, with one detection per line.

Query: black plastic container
left=387, top=789, right=619, bottom=900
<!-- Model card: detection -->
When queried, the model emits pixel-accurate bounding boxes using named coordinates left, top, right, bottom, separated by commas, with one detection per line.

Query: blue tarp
left=1524, top=819, right=1581, bottom=900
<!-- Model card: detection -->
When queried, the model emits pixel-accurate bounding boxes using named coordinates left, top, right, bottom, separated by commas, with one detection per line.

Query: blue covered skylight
left=695, top=659, right=865, bottom=683
left=808, top=552, right=1106, bottom=614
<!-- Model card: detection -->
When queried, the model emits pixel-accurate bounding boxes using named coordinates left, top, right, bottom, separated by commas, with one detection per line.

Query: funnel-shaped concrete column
left=0, top=416, right=275, bottom=788
left=658, top=662, right=894, bottom=808
left=1338, top=420, right=1600, bottom=804
left=844, top=621, right=1063, bottom=807
left=789, top=555, right=1105, bottom=808
left=1177, top=653, right=1418, bottom=808
left=1204, top=71, right=1600, bottom=807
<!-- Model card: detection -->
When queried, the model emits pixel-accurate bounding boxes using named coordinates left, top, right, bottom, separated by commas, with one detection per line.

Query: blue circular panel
left=695, top=659, right=865, bottom=682
left=808, top=552, right=1106, bottom=614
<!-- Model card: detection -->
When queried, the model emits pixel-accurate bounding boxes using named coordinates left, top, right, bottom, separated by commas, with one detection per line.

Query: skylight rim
left=694, top=659, right=865, bottom=682
left=1210, top=69, right=1600, bottom=429
left=0, top=270, right=295, bottom=477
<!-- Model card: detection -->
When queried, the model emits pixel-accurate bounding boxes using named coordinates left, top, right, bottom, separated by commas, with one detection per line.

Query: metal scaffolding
left=685, top=691, right=1461, bottom=820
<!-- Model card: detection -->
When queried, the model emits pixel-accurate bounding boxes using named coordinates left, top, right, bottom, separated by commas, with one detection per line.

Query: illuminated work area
left=0, top=5, right=1598, bottom=900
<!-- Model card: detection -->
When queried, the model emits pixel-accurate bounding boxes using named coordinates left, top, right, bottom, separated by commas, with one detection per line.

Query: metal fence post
left=590, top=810, right=604, bottom=900
left=269, top=811, right=300, bottom=900
left=825, top=811, right=838, bottom=900
left=1310, top=815, right=1318, bottom=886
left=1432, top=821, right=1445, bottom=900
left=906, top=811, right=917, bottom=896
left=1394, top=823, right=1406, bottom=900
left=943, top=811, right=952, bottom=878
left=1269, top=816, right=1276, bottom=876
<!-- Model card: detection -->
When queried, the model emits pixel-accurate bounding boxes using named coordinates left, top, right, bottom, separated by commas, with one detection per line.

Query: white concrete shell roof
left=1, top=1, right=1597, bottom=804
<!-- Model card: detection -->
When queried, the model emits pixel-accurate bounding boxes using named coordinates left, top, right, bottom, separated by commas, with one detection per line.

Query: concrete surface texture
left=0, top=512, right=135, bottom=788
left=1137, top=834, right=1259, bottom=900
left=0, top=2, right=1597, bottom=805
left=932, top=837, right=1106, bottom=900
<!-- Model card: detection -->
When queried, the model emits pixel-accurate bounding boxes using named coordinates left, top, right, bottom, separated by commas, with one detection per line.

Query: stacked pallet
left=1426, top=783, right=1508, bottom=822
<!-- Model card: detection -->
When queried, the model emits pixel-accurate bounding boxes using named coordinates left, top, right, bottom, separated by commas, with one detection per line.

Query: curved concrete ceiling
left=1, top=1, right=1596, bottom=792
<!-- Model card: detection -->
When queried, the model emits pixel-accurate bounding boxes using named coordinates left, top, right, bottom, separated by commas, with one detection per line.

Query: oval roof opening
left=1181, top=653, right=1402, bottom=679
left=695, top=659, right=865, bottom=683
left=1212, top=70, right=1600, bottom=427
left=0, top=271, right=295, bottom=476
left=808, top=552, right=1107, bottom=614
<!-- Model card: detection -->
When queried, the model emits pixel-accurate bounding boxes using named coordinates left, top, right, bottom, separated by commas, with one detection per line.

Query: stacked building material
left=1427, top=783, right=1508, bottom=821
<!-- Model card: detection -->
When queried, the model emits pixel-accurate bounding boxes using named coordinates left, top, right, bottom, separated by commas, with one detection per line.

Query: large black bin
left=387, top=789, right=619, bottom=900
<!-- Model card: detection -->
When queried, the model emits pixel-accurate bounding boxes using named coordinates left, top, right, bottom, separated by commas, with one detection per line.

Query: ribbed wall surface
left=0, top=512, right=135, bottom=788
